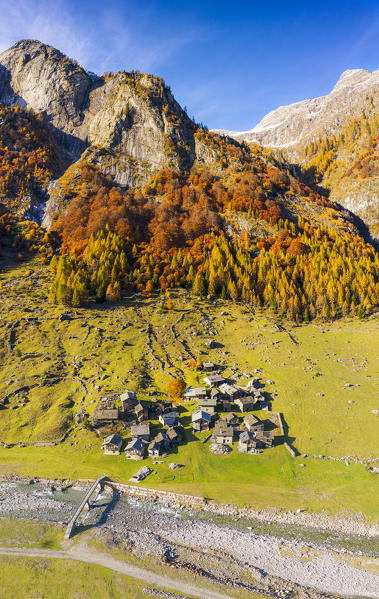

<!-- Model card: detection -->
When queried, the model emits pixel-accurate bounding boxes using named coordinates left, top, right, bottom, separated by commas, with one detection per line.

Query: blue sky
left=0, top=0, right=377, bottom=130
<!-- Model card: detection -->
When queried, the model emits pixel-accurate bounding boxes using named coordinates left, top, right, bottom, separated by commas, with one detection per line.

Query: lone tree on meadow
left=168, top=376, right=186, bottom=400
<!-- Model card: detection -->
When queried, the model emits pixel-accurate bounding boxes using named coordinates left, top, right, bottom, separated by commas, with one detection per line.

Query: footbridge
left=64, top=475, right=108, bottom=539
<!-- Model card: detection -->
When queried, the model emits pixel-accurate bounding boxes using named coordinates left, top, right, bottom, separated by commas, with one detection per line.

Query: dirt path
left=0, top=546, right=232, bottom=599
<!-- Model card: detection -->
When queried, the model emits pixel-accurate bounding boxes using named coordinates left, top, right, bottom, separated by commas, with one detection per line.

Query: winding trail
left=0, top=546, right=231, bottom=599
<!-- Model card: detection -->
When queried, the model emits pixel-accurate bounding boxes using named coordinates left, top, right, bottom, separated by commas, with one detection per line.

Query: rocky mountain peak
left=213, top=67, right=378, bottom=149
left=332, top=68, right=379, bottom=92
left=0, top=39, right=200, bottom=183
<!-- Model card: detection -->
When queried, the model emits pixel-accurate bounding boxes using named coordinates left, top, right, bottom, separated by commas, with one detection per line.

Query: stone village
left=90, top=361, right=278, bottom=480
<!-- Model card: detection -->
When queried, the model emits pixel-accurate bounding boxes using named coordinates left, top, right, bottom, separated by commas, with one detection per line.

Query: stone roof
left=102, top=434, right=123, bottom=447
left=183, top=387, right=207, bottom=398
left=93, top=408, right=119, bottom=421
left=219, top=383, right=238, bottom=395
left=125, top=438, right=145, bottom=452
left=214, top=421, right=233, bottom=436
left=192, top=410, right=211, bottom=423
left=225, top=412, right=238, bottom=423
left=244, top=414, right=262, bottom=427
left=130, top=422, right=150, bottom=437
left=236, top=396, right=256, bottom=406
left=121, top=390, right=137, bottom=400
left=198, top=396, right=218, bottom=407
left=204, top=374, right=225, bottom=383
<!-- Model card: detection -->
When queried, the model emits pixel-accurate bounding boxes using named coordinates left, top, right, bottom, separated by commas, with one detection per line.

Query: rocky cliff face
left=0, top=40, right=200, bottom=202
left=0, top=39, right=374, bottom=241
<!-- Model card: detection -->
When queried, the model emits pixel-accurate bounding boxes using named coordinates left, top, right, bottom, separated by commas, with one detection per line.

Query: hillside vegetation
left=0, top=256, right=378, bottom=519
left=0, top=101, right=377, bottom=323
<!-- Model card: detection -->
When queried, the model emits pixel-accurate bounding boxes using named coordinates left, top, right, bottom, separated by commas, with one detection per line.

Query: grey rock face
left=0, top=39, right=205, bottom=223
left=0, top=40, right=196, bottom=168
left=0, top=40, right=90, bottom=158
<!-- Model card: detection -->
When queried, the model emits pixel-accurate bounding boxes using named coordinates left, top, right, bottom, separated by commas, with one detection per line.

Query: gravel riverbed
left=0, top=482, right=378, bottom=598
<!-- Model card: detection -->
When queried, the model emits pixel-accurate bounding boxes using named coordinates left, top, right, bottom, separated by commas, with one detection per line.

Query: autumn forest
left=0, top=102, right=378, bottom=322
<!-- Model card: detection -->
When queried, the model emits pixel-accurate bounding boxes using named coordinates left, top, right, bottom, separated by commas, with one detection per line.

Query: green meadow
left=0, top=257, right=378, bottom=519
left=0, top=556, right=155, bottom=599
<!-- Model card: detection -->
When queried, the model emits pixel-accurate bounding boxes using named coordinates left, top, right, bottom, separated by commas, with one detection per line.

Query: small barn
left=125, top=438, right=146, bottom=460
left=120, top=390, right=137, bottom=412
left=101, top=434, right=123, bottom=455
left=235, top=396, right=256, bottom=412
left=148, top=431, right=171, bottom=458
left=135, top=402, right=148, bottom=423
left=219, top=383, right=242, bottom=399
left=224, top=412, right=239, bottom=426
left=92, top=407, right=119, bottom=427
left=213, top=421, right=234, bottom=445
left=183, top=387, right=207, bottom=401
left=158, top=410, right=179, bottom=427
left=255, top=430, right=274, bottom=448
left=192, top=410, right=211, bottom=432
left=197, top=396, right=218, bottom=416
left=244, top=414, right=264, bottom=432
left=202, top=361, right=216, bottom=372
left=203, top=374, right=225, bottom=387
left=130, top=422, right=151, bottom=442
left=238, top=431, right=259, bottom=454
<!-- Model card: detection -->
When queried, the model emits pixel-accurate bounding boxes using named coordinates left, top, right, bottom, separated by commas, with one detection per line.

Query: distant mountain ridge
left=213, top=68, right=379, bottom=239
left=213, top=68, right=379, bottom=149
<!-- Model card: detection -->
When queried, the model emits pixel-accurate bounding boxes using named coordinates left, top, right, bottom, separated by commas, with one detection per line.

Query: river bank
left=0, top=478, right=378, bottom=597
left=1, top=474, right=378, bottom=537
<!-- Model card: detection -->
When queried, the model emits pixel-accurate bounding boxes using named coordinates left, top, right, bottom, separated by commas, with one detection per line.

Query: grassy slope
left=0, top=556, right=150, bottom=599
left=0, top=519, right=63, bottom=549
left=0, top=257, right=378, bottom=519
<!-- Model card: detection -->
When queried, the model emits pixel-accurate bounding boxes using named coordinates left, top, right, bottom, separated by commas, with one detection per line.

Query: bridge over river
left=64, top=475, right=108, bottom=539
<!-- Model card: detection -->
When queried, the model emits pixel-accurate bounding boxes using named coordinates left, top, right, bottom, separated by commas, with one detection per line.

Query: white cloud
left=0, top=0, right=201, bottom=74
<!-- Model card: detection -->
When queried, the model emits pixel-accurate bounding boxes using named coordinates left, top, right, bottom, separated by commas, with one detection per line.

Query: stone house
left=197, top=396, right=218, bottom=416
left=254, top=430, right=274, bottom=448
left=92, top=407, right=119, bottom=427
left=219, top=383, right=243, bottom=400
left=224, top=412, right=239, bottom=426
left=244, top=414, right=264, bottom=432
left=238, top=431, right=259, bottom=454
left=166, top=427, right=180, bottom=446
left=135, top=402, right=148, bottom=423
left=125, top=438, right=146, bottom=460
left=192, top=410, right=211, bottom=432
left=148, top=431, right=171, bottom=458
left=213, top=420, right=234, bottom=445
left=155, top=401, right=174, bottom=415
left=168, top=423, right=184, bottom=444
left=101, top=434, right=123, bottom=455
left=211, top=387, right=222, bottom=401
left=120, top=390, right=137, bottom=412
left=202, top=361, right=216, bottom=372
left=158, top=410, right=179, bottom=427
left=203, top=374, right=225, bottom=387
left=220, top=398, right=231, bottom=412
left=183, top=387, right=207, bottom=401
left=130, top=422, right=151, bottom=442
left=235, top=396, right=256, bottom=412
